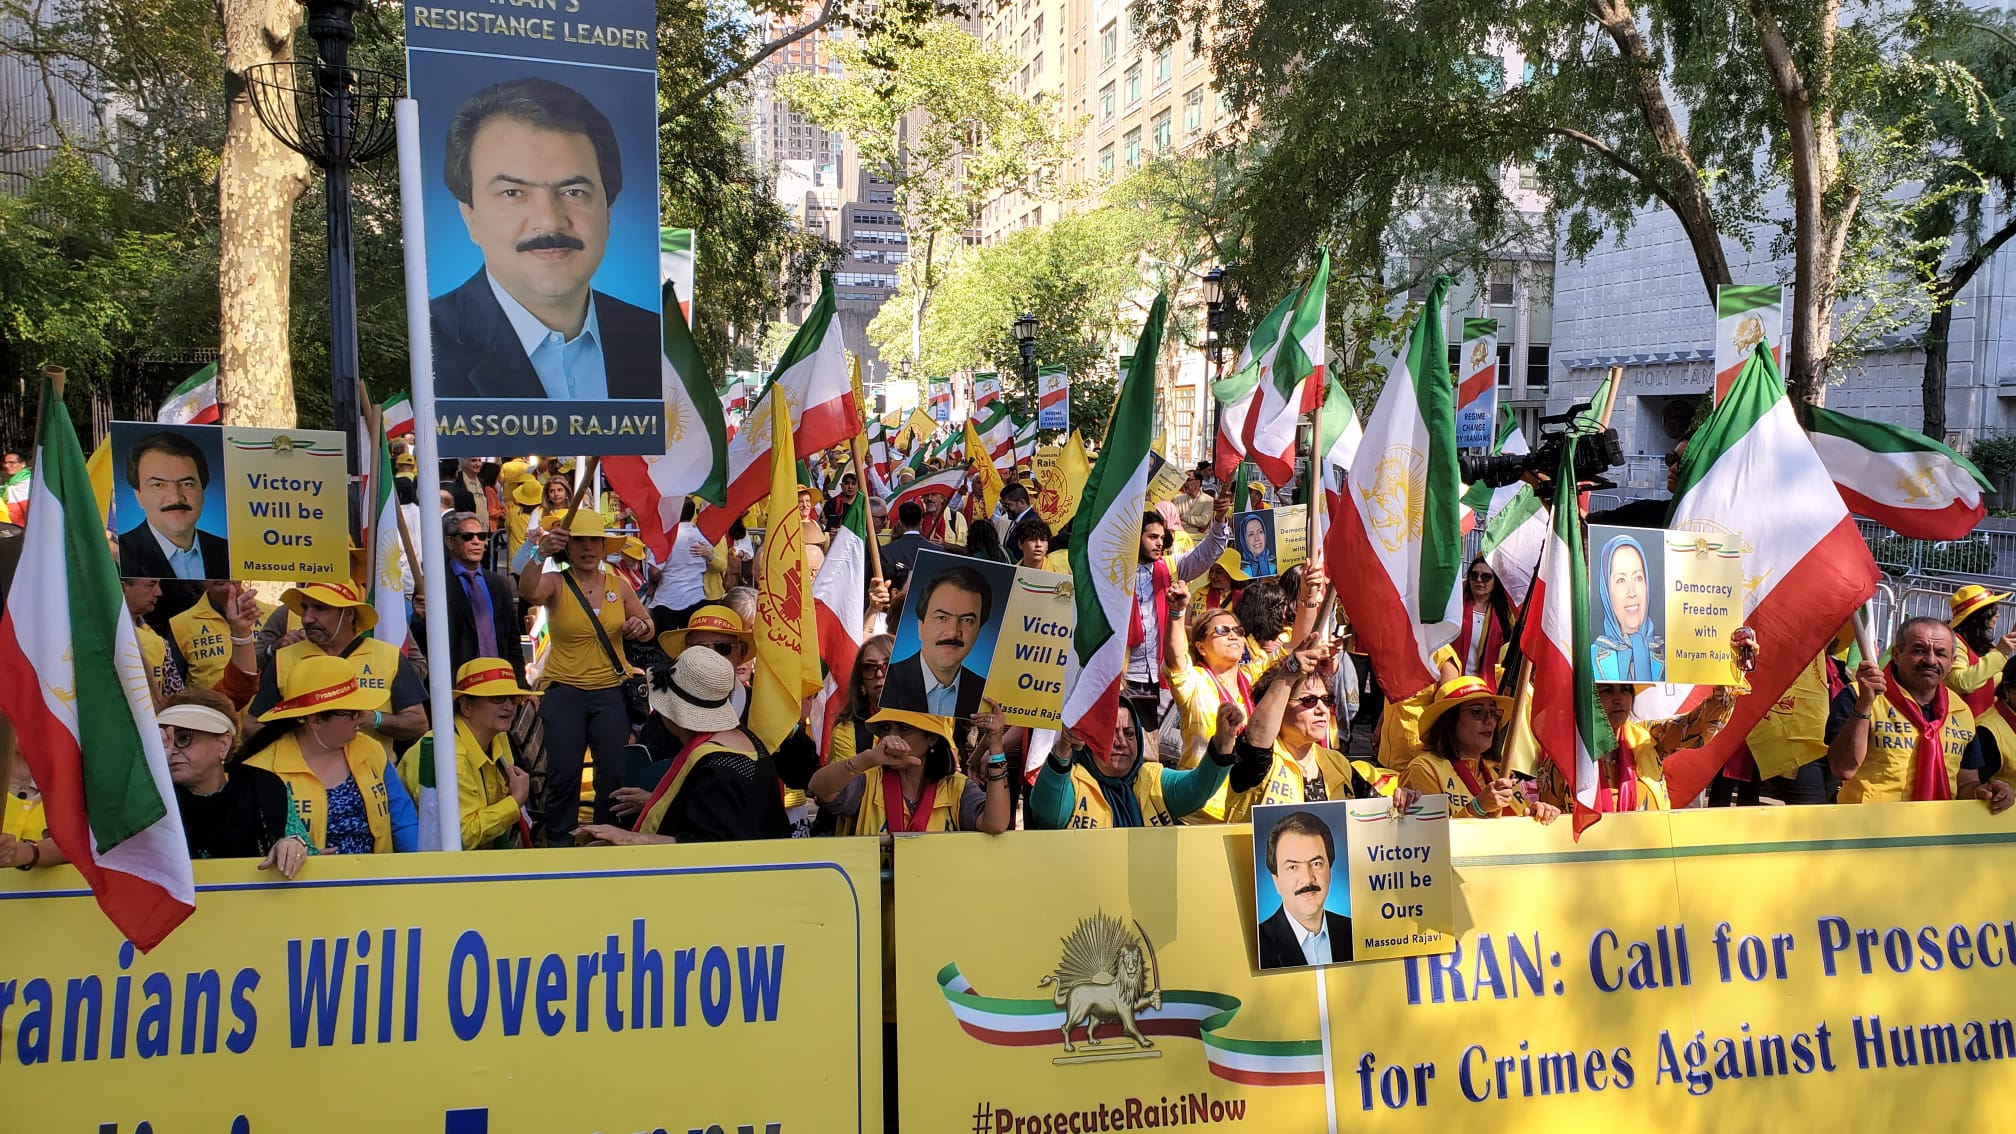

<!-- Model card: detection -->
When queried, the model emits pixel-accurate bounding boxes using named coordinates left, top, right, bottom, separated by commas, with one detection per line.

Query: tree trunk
left=1923, top=302, right=1951, bottom=438
left=217, top=0, right=311, bottom=428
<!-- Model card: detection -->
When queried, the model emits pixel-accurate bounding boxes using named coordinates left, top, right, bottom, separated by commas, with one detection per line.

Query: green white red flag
left=1806, top=405, right=1989, bottom=541
left=1215, top=253, right=1329, bottom=487
left=156, top=363, right=219, bottom=426
left=698, top=272, right=857, bottom=543
left=811, top=489, right=870, bottom=753
left=368, top=407, right=410, bottom=650
left=1314, top=377, right=1363, bottom=571
left=603, top=285, right=731, bottom=559
left=1213, top=285, right=1300, bottom=483
left=380, top=391, right=414, bottom=438
left=0, top=377, right=194, bottom=949
left=1062, top=295, right=1166, bottom=757
left=1660, top=344, right=1881, bottom=804
left=1520, top=417, right=1616, bottom=835
left=1333, top=276, right=1464, bottom=701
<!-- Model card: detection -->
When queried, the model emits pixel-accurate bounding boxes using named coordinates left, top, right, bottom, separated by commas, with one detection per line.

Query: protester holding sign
left=1592, top=529, right=1664, bottom=681
left=1028, top=701, right=1240, bottom=829
left=807, top=706, right=1011, bottom=836
left=241, top=655, right=419, bottom=854
left=1830, top=617, right=2012, bottom=811
left=1222, top=640, right=1409, bottom=824
left=1405, top=677, right=1559, bottom=821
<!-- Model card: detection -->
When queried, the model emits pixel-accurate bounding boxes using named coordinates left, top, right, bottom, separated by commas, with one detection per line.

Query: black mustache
left=1295, top=884, right=1322, bottom=896
left=935, top=638, right=966, bottom=648
left=158, top=503, right=192, bottom=512
left=517, top=232, right=585, bottom=253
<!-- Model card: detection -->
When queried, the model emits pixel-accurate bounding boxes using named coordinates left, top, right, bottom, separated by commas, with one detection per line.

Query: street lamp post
left=1013, top=310, right=1039, bottom=427
left=1202, top=266, right=1227, bottom=478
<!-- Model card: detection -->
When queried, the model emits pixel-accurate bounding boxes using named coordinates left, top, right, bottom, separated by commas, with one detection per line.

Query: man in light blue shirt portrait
left=884, top=565, right=992, bottom=721
left=115, top=431, right=230, bottom=582
left=1257, top=810, right=1355, bottom=969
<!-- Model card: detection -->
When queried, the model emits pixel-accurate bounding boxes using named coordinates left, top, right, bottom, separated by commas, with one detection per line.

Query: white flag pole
left=396, top=98, right=462, bottom=854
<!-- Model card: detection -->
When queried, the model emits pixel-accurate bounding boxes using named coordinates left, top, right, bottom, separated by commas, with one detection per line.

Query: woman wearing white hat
left=579, top=648, right=790, bottom=845
left=397, top=659, right=537, bottom=850
left=240, top=654, right=418, bottom=854
left=159, top=688, right=312, bottom=878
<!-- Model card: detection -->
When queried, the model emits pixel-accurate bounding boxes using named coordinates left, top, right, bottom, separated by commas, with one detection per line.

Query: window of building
left=1151, top=109, right=1171, bottom=152
left=1032, top=205, right=1043, bottom=226
left=1526, top=344, right=1550, bottom=388
left=1034, top=51, right=1043, bottom=76
left=1125, top=63, right=1141, bottom=105
left=1153, top=46, right=1172, bottom=86
left=1516, top=163, right=1538, bottom=191
left=1488, top=262, right=1515, bottom=306
left=1123, top=127, right=1142, bottom=169
left=1184, top=87, right=1203, bottom=133
left=1126, top=10, right=1141, bottom=46
left=1033, top=13, right=1042, bottom=39
left=1099, top=144, right=1115, bottom=174
left=1100, top=21, right=1117, bottom=65
left=1100, top=82, right=1116, bottom=121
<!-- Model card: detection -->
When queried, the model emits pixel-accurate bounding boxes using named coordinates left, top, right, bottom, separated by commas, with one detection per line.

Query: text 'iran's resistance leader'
left=430, top=77, right=659, bottom=401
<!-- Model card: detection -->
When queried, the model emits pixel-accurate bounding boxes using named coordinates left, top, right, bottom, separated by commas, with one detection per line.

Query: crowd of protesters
left=1, top=439, right=2010, bottom=879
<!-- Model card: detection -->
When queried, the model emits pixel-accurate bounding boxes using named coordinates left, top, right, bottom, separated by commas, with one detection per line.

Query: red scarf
left=883, top=770, right=940, bottom=833
left=1202, top=665, right=1253, bottom=720
left=1998, top=701, right=2016, bottom=736
left=1126, top=558, right=1173, bottom=652
left=1450, top=758, right=1490, bottom=814
left=630, top=730, right=717, bottom=832
left=1887, top=668, right=1957, bottom=802
left=1595, top=741, right=1641, bottom=813
left=1449, top=595, right=1508, bottom=677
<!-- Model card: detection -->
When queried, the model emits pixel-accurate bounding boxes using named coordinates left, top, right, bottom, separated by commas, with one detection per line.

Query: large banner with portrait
left=0, top=841, right=882, bottom=1131
left=896, top=805, right=2016, bottom=1131
left=407, top=0, right=665, bottom=457
left=107, top=421, right=349, bottom=582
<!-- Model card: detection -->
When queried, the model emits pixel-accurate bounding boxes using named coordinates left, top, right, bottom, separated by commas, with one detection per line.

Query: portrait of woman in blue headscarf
left=1593, top=532, right=1664, bottom=681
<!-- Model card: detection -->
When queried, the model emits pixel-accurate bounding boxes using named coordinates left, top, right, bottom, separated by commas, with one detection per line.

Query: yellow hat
left=257, top=654, right=390, bottom=722
left=620, top=537, right=647, bottom=562
left=867, top=707, right=957, bottom=748
left=511, top=478, right=543, bottom=507
left=1416, top=676, right=1513, bottom=736
left=452, top=658, right=540, bottom=700
left=1950, top=584, right=2009, bottom=627
left=658, top=604, right=753, bottom=658
left=280, top=580, right=379, bottom=632
left=499, top=458, right=530, bottom=485
left=555, top=509, right=614, bottom=540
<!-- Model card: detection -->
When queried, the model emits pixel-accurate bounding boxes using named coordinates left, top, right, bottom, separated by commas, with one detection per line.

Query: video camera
left=1457, top=401, right=1624, bottom=490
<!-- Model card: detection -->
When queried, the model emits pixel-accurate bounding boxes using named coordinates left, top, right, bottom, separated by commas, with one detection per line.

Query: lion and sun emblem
left=1037, top=912, right=1164, bottom=1062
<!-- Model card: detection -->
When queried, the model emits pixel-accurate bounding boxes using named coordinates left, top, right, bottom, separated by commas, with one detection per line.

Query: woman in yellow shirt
left=398, top=659, right=535, bottom=850
left=808, top=707, right=1012, bottom=838
left=518, top=508, right=653, bottom=845
left=1404, top=676, right=1560, bottom=822
left=1222, top=640, right=1411, bottom=821
left=241, top=654, right=418, bottom=853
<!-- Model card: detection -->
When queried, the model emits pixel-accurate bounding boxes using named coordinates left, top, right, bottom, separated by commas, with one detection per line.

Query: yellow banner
left=0, top=842, right=882, bottom=1131
left=896, top=805, right=2016, bottom=1131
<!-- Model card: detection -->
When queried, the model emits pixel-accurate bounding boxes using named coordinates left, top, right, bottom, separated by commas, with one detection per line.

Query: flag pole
left=395, top=98, right=461, bottom=854
left=854, top=431, right=884, bottom=581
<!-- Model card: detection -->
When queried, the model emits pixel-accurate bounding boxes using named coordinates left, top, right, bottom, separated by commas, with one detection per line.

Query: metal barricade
left=1865, top=581, right=1899, bottom=647
left=1857, top=517, right=2015, bottom=581
left=1896, top=578, right=2016, bottom=639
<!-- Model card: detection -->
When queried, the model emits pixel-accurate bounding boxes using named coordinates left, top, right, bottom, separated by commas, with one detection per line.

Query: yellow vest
left=1977, top=704, right=2016, bottom=790
left=137, top=622, right=168, bottom=696
left=398, top=719, right=522, bottom=850
left=1600, top=721, right=1673, bottom=812
left=3, top=792, right=47, bottom=841
left=1213, top=740, right=1396, bottom=824
left=1404, top=751, right=1520, bottom=817
left=506, top=506, right=533, bottom=559
left=1838, top=694, right=1976, bottom=804
left=1167, top=665, right=1247, bottom=770
left=1745, top=652, right=1832, bottom=780
left=1949, top=641, right=2008, bottom=714
left=1061, top=762, right=1176, bottom=829
left=851, top=770, right=968, bottom=836
left=539, top=565, right=633, bottom=691
left=275, top=636, right=406, bottom=756
left=245, top=732, right=396, bottom=853
left=170, top=598, right=247, bottom=691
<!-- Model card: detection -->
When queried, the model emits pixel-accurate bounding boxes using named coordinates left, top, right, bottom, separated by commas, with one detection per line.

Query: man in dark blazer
left=882, top=564, right=991, bottom=720
left=1257, top=811, right=1354, bottom=969
left=412, top=510, right=527, bottom=683
left=429, top=75, right=661, bottom=401
left=117, top=430, right=231, bottom=582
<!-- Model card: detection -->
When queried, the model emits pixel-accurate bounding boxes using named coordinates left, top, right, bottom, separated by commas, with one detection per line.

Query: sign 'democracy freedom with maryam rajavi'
left=407, top=0, right=667, bottom=457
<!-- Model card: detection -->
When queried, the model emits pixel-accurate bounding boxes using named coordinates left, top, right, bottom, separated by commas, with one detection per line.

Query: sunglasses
left=1293, top=694, right=1337, bottom=710
left=1663, top=452, right=1682, bottom=467
left=1468, top=571, right=1494, bottom=582
left=858, top=660, right=888, bottom=676
left=452, top=531, right=486, bottom=542
left=1203, top=622, right=1244, bottom=639
left=693, top=641, right=737, bottom=658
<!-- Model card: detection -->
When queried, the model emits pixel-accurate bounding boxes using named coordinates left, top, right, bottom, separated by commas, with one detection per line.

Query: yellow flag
left=895, top=405, right=936, bottom=451
left=964, top=418, right=1005, bottom=519
left=1033, top=429, right=1091, bottom=531
left=751, top=391, right=821, bottom=749
left=85, top=440, right=113, bottom=526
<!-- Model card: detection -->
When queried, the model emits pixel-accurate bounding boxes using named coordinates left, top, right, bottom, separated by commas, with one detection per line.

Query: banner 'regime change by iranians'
left=1, top=841, right=882, bottom=1130
left=897, top=806, right=2016, bottom=1131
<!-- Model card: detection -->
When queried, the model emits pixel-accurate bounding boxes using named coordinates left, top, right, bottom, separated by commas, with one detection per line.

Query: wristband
left=372, top=710, right=384, bottom=730
left=230, top=634, right=255, bottom=645
left=13, top=839, right=37, bottom=871
left=986, top=751, right=1007, bottom=766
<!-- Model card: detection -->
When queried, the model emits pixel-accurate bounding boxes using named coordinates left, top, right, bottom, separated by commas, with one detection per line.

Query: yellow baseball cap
left=280, top=580, right=379, bottom=632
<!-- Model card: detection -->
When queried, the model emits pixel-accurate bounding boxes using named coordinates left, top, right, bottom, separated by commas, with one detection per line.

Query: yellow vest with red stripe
left=1974, top=703, right=2016, bottom=790
left=245, top=733, right=395, bottom=853
left=1838, top=694, right=1975, bottom=804
left=1064, top=762, right=1176, bottom=829
left=851, top=770, right=968, bottom=836
left=275, top=636, right=405, bottom=754
left=1601, top=722, right=1673, bottom=812
left=1948, top=641, right=2007, bottom=718
left=636, top=741, right=756, bottom=835
left=1210, top=741, right=1398, bottom=824
left=1745, top=652, right=1832, bottom=780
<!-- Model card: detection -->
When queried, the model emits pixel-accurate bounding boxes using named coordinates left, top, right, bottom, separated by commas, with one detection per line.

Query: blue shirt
left=149, top=524, right=206, bottom=581
left=487, top=273, right=608, bottom=400
left=1294, top=917, right=1333, bottom=966
left=924, top=667, right=960, bottom=718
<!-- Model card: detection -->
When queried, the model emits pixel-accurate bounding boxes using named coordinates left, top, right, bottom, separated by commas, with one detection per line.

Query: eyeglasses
left=452, top=531, right=486, bottom=542
left=164, top=727, right=222, bottom=750
left=1663, top=452, right=1682, bottom=467
left=1293, top=694, right=1336, bottom=710
left=1204, top=622, right=1244, bottom=639
left=1468, top=571, right=1494, bottom=582
left=858, top=660, right=888, bottom=676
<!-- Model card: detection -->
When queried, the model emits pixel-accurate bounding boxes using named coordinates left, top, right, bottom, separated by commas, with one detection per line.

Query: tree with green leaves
left=1142, top=0, right=1982, bottom=404
left=779, top=20, right=1074, bottom=370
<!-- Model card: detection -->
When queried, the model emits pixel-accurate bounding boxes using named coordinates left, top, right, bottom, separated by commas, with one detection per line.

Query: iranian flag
left=891, top=468, right=967, bottom=512
left=1659, top=344, right=1881, bottom=804
left=1213, top=284, right=1300, bottom=483
left=1333, top=276, right=1464, bottom=701
left=1807, top=406, right=1989, bottom=540
left=1521, top=434, right=1617, bottom=836
left=1252, top=249, right=1329, bottom=487
left=1463, top=408, right=1541, bottom=603
left=698, top=272, right=857, bottom=543
left=157, top=362, right=220, bottom=426
left=1061, top=295, right=1166, bottom=756
left=1314, top=377, right=1363, bottom=571
left=381, top=391, right=414, bottom=438
left=367, top=412, right=411, bottom=650
left=0, top=378, right=194, bottom=949
left=1014, top=415, right=1037, bottom=468
left=604, top=287, right=730, bottom=559
left=811, top=488, right=870, bottom=753
left=1457, top=407, right=1528, bottom=530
